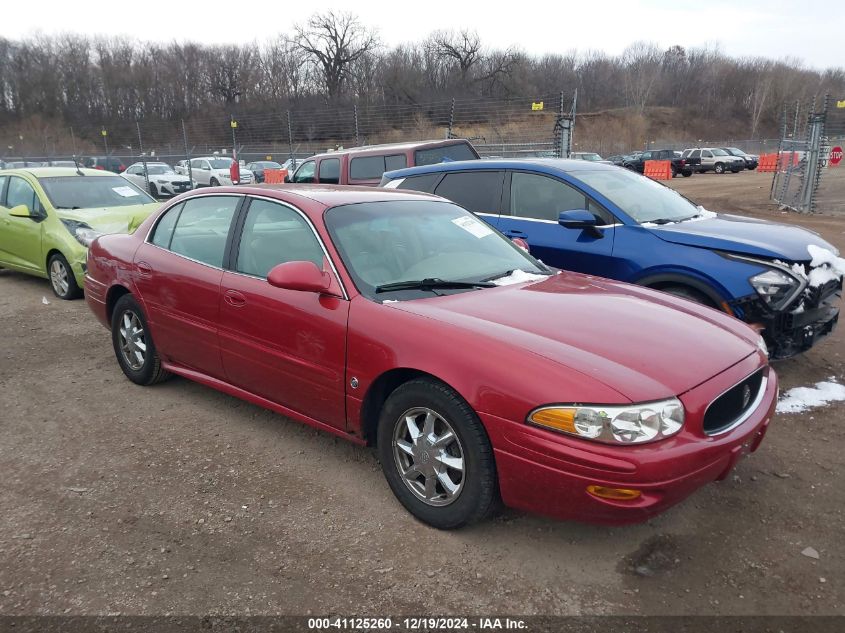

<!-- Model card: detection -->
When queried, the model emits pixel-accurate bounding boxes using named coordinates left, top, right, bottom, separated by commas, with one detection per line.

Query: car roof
left=384, top=157, right=619, bottom=179
left=304, top=139, right=473, bottom=162
left=192, top=183, right=439, bottom=208
left=4, top=167, right=116, bottom=178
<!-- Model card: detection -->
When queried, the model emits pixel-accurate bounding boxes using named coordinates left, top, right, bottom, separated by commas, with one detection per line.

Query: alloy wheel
left=50, top=259, right=69, bottom=296
left=118, top=310, right=147, bottom=371
left=392, top=407, right=465, bottom=507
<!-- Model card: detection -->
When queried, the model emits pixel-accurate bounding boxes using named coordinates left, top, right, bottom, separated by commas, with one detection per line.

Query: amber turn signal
left=529, top=407, right=578, bottom=433
left=586, top=485, right=642, bottom=501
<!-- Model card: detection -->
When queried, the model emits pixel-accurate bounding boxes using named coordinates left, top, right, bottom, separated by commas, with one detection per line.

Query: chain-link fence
left=814, top=97, right=845, bottom=214
left=770, top=96, right=845, bottom=214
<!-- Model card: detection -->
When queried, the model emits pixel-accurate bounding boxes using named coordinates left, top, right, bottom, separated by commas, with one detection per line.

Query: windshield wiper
left=375, top=278, right=496, bottom=293
left=480, top=269, right=552, bottom=282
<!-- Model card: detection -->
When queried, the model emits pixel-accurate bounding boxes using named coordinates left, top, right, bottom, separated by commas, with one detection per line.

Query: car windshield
left=579, top=153, right=602, bottom=161
left=257, top=162, right=281, bottom=168
left=725, top=148, right=744, bottom=156
left=144, top=165, right=175, bottom=175
left=209, top=158, right=234, bottom=169
left=325, top=200, right=549, bottom=300
left=39, top=175, right=155, bottom=209
left=415, top=143, right=477, bottom=166
left=576, top=169, right=700, bottom=224
left=711, top=149, right=729, bottom=156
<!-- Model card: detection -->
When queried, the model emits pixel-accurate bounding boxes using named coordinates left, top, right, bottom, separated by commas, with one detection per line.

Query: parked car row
left=0, top=136, right=839, bottom=533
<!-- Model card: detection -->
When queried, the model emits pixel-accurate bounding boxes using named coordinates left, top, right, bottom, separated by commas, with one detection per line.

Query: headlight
left=60, top=219, right=103, bottom=247
left=528, top=398, right=684, bottom=445
left=749, top=268, right=801, bottom=309
left=757, top=335, right=769, bottom=357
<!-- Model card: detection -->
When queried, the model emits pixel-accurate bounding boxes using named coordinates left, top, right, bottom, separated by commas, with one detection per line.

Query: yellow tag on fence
left=837, top=100, right=845, bottom=109
left=531, top=102, right=544, bottom=111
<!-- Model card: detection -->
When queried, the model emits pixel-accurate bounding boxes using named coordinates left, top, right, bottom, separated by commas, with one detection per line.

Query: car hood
left=390, top=273, right=758, bottom=401
left=648, top=214, right=834, bottom=261
left=55, top=203, right=160, bottom=234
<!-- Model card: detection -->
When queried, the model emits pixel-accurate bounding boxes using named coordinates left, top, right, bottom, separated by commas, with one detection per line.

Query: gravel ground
left=0, top=170, right=843, bottom=616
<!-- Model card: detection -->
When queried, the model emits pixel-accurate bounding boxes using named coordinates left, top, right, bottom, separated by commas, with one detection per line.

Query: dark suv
left=287, top=139, right=479, bottom=186
left=624, top=149, right=694, bottom=177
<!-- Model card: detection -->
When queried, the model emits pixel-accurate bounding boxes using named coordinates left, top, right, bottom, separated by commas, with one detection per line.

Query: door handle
left=224, top=289, right=246, bottom=307
left=136, top=261, right=153, bottom=277
left=504, top=230, right=526, bottom=237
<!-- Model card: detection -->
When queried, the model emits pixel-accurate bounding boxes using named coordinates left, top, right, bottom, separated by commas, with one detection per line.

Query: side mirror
left=558, top=209, right=598, bottom=229
left=267, top=261, right=332, bottom=294
left=8, top=204, right=34, bottom=218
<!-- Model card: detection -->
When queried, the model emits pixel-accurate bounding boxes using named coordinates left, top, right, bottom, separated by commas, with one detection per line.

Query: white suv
left=682, top=148, right=745, bottom=174
left=189, top=156, right=254, bottom=186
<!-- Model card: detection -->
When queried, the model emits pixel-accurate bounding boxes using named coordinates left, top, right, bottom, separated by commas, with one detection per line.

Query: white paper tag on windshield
left=113, top=186, right=140, bottom=197
left=451, top=215, right=493, bottom=238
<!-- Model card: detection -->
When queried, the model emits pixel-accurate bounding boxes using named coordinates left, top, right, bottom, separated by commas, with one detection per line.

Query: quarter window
left=394, top=173, right=442, bottom=193
left=293, top=161, right=316, bottom=184
left=318, top=158, right=340, bottom=185
left=509, top=172, right=587, bottom=222
left=151, top=202, right=184, bottom=249
left=434, top=171, right=503, bottom=214
left=236, top=199, right=324, bottom=278
left=384, top=154, right=407, bottom=171
left=168, top=196, right=240, bottom=267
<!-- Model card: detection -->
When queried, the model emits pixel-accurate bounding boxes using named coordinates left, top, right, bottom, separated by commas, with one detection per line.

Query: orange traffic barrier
left=644, top=159, right=672, bottom=180
left=263, top=168, right=288, bottom=184
left=777, top=152, right=801, bottom=171
left=757, top=153, right=778, bottom=172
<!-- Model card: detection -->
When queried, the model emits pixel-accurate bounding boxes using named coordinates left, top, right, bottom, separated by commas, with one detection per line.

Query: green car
left=0, top=167, right=160, bottom=299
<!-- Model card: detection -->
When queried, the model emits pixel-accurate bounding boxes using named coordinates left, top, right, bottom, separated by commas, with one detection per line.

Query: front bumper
left=735, top=286, right=841, bottom=360
left=159, top=181, right=194, bottom=196
left=482, top=356, right=776, bottom=525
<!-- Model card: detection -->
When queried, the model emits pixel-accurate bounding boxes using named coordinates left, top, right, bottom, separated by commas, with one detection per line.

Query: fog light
left=586, top=485, right=642, bottom=501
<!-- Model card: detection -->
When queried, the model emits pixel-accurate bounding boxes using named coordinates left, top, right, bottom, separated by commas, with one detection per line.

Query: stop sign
left=832, top=146, right=843, bottom=166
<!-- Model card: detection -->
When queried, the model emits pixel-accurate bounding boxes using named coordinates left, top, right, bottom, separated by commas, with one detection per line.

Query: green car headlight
left=60, top=219, right=103, bottom=247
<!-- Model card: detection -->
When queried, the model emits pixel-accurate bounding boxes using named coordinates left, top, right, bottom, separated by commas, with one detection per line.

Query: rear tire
left=377, top=378, right=497, bottom=530
left=48, top=253, right=82, bottom=300
left=210, top=177, right=219, bottom=187
left=111, top=294, right=171, bottom=386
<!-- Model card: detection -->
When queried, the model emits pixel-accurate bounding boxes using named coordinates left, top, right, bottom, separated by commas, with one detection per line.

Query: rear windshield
left=39, top=175, right=155, bottom=209
left=415, top=142, right=478, bottom=166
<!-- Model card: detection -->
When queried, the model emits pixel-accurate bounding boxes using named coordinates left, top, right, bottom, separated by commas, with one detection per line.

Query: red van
left=287, top=139, right=479, bottom=186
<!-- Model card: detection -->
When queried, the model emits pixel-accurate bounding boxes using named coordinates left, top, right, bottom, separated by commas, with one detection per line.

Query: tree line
left=1, top=11, right=843, bottom=152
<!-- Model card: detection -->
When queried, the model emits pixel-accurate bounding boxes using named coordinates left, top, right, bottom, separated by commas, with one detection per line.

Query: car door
left=191, top=159, right=210, bottom=185
left=636, top=151, right=653, bottom=173
left=218, top=197, right=349, bottom=429
left=430, top=170, right=504, bottom=227
left=701, top=150, right=713, bottom=170
left=291, top=160, right=316, bottom=184
left=125, top=166, right=144, bottom=188
left=133, top=194, right=242, bottom=378
left=0, top=175, right=47, bottom=273
left=497, top=171, right=615, bottom=274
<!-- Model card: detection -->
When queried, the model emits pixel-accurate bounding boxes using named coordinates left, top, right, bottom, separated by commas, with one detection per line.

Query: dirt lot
left=0, top=169, right=843, bottom=618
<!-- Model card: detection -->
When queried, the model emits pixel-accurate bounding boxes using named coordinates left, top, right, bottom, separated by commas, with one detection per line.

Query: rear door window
left=318, top=158, right=340, bottom=184
left=384, top=154, right=407, bottom=171
left=433, top=171, right=503, bottom=214
left=168, top=196, right=240, bottom=268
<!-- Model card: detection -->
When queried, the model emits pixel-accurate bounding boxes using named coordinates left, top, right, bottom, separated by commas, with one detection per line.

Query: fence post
left=136, top=121, right=150, bottom=194
left=101, top=128, right=109, bottom=160
left=70, top=127, right=77, bottom=157
left=287, top=110, right=294, bottom=167
left=446, top=98, right=456, bottom=140
left=181, top=119, right=193, bottom=186
left=354, top=104, right=360, bottom=146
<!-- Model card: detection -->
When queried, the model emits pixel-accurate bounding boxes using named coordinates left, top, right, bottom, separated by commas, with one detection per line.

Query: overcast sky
left=2, top=0, right=843, bottom=70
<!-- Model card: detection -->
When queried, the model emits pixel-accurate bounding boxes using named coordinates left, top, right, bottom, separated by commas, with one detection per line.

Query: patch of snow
left=807, top=244, right=845, bottom=287
left=688, top=206, right=718, bottom=222
left=490, top=269, right=549, bottom=286
left=776, top=377, right=845, bottom=414
left=41, top=296, right=50, bottom=305
left=381, top=299, right=399, bottom=304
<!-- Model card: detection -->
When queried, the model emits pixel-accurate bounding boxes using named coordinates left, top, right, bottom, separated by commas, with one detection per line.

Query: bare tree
left=622, top=41, right=663, bottom=111
left=293, top=11, right=379, bottom=100
left=428, top=30, right=482, bottom=84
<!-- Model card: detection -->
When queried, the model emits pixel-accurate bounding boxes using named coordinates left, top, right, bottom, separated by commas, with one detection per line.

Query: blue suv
left=381, top=159, right=841, bottom=359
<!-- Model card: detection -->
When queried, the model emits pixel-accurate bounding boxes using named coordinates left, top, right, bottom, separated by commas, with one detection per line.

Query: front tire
left=111, top=294, right=171, bottom=386
left=149, top=182, right=158, bottom=197
left=714, top=162, right=725, bottom=174
left=661, top=285, right=716, bottom=308
left=377, top=378, right=497, bottom=530
left=48, top=253, right=82, bottom=300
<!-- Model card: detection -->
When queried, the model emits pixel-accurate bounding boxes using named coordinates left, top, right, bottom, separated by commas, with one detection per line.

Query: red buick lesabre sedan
left=85, top=186, right=777, bottom=529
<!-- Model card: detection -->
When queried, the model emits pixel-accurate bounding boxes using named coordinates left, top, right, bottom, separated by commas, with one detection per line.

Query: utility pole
left=181, top=119, right=193, bottom=187
left=137, top=121, right=150, bottom=194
